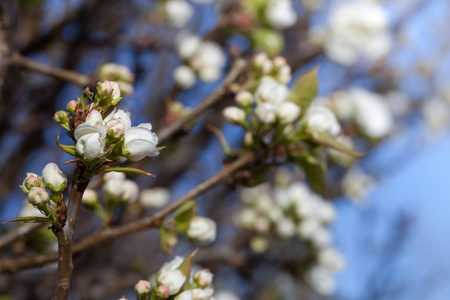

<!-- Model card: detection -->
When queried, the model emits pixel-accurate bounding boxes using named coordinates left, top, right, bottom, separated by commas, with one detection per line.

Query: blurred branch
left=11, top=52, right=90, bottom=87
left=0, top=223, right=43, bottom=250
left=158, top=58, right=248, bottom=144
left=0, top=0, right=16, bottom=101
left=0, top=151, right=256, bottom=273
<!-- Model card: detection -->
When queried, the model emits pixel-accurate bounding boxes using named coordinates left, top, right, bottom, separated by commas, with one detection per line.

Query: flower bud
left=174, top=65, right=196, bottom=89
left=66, top=100, right=78, bottom=115
left=81, top=188, right=98, bottom=207
left=304, top=106, right=341, bottom=137
left=223, top=107, right=246, bottom=125
left=123, top=179, right=139, bottom=203
left=85, top=110, right=103, bottom=127
left=276, top=102, right=301, bottom=124
left=187, top=216, right=217, bottom=244
left=42, top=163, right=67, bottom=194
left=104, top=178, right=125, bottom=200
left=253, top=52, right=269, bottom=69
left=28, top=187, right=50, bottom=205
left=193, top=269, right=214, bottom=287
left=255, top=102, right=277, bottom=124
left=273, top=56, right=287, bottom=69
left=276, top=65, right=292, bottom=84
left=54, top=110, right=69, bottom=129
left=134, top=280, right=151, bottom=296
left=192, top=287, right=214, bottom=300
left=175, top=290, right=194, bottom=300
left=20, top=173, right=44, bottom=195
left=235, top=90, right=254, bottom=107
left=97, top=80, right=122, bottom=106
left=106, top=119, right=125, bottom=138
left=155, top=285, right=170, bottom=298
left=139, top=187, right=170, bottom=208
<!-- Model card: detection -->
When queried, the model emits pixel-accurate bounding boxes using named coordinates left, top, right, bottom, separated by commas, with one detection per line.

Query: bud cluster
left=235, top=168, right=345, bottom=295
left=133, top=255, right=216, bottom=300
left=19, top=163, right=68, bottom=222
left=173, top=33, right=226, bottom=89
left=54, top=81, right=159, bottom=175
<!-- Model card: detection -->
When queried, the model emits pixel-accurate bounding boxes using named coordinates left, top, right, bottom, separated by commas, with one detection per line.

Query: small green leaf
left=178, top=249, right=198, bottom=291
left=56, top=136, right=77, bottom=156
left=296, top=152, right=327, bottom=195
left=289, top=66, right=319, bottom=117
left=309, top=131, right=364, bottom=158
left=2, top=216, right=52, bottom=224
left=174, top=200, right=198, bottom=232
left=105, top=167, right=156, bottom=177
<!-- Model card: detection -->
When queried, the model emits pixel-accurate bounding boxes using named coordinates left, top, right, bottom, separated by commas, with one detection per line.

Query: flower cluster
left=235, top=169, right=345, bottom=295
left=131, top=255, right=216, bottom=300
left=19, top=163, right=67, bottom=223
left=174, top=33, right=227, bottom=89
left=98, top=63, right=135, bottom=96
left=54, top=81, right=159, bottom=175
left=82, top=172, right=139, bottom=222
left=243, top=0, right=297, bottom=30
left=325, top=88, right=394, bottom=140
left=310, top=0, right=392, bottom=66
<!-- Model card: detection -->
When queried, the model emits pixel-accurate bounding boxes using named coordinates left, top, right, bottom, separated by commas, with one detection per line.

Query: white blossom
left=176, top=34, right=202, bottom=60
left=104, top=178, right=125, bottom=199
left=123, top=179, right=139, bottom=203
left=176, top=290, right=194, bottom=300
left=187, top=217, right=217, bottom=244
left=104, top=108, right=132, bottom=132
left=82, top=188, right=98, bottom=206
left=123, top=123, right=159, bottom=161
left=158, top=269, right=186, bottom=295
left=324, top=0, right=392, bottom=65
left=85, top=110, right=103, bottom=127
left=213, top=291, right=241, bottom=300
left=254, top=77, right=289, bottom=104
left=304, top=106, right=341, bottom=137
left=192, top=287, right=214, bottom=300
left=134, top=280, right=151, bottom=295
left=42, top=163, right=67, bottom=193
left=276, top=101, right=301, bottom=124
left=174, top=65, right=196, bottom=89
left=21, top=172, right=43, bottom=195
left=223, top=107, right=246, bottom=125
left=165, top=0, right=193, bottom=28
left=235, top=90, right=254, bottom=107
left=275, top=218, right=296, bottom=239
left=265, top=0, right=297, bottom=29
left=318, top=247, right=346, bottom=272
left=255, top=102, right=277, bottom=124
left=74, top=124, right=107, bottom=159
left=306, top=265, right=336, bottom=295
left=193, top=269, right=214, bottom=287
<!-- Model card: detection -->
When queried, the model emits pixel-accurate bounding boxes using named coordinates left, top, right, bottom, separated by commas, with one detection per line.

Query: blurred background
left=1, top=0, right=450, bottom=299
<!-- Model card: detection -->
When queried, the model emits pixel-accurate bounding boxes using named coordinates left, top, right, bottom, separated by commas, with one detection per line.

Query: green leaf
left=249, top=28, right=284, bottom=57
left=309, top=131, right=364, bottom=158
left=178, top=249, right=198, bottom=291
left=56, top=136, right=77, bottom=156
left=2, top=216, right=52, bottom=224
left=105, top=167, right=156, bottom=177
left=174, top=200, right=198, bottom=232
left=297, top=152, right=327, bottom=195
left=158, top=227, right=178, bottom=254
left=288, top=66, right=319, bottom=117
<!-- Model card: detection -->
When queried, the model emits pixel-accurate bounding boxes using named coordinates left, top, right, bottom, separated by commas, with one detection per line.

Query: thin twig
left=0, top=151, right=256, bottom=274
left=158, top=58, right=248, bottom=144
left=11, top=52, right=90, bottom=87
left=0, top=223, right=43, bottom=250
left=52, top=166, right=90, bottom=300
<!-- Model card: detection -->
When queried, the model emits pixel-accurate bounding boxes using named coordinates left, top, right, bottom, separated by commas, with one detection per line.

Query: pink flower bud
left=134, top=280, right=151, bottom=296
left=156, top=285, right=170, bottom=298
left=66, top=100, right=78, bottom=115
left=28, top=187, right=50, bottom=205
left=20, top=173, right=44, bottom=195
left=106, top=119, right=125, bottom=138
left=273, top=56, right=287, bottom=69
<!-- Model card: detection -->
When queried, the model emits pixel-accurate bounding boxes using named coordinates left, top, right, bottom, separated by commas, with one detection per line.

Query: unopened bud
left=96, top=80, right=122, bottom=106
left=193, top=269, right=214, bottom=287
left=66, top=100, right=78, bottom=115
left=28, top=187, right=50, bottom=205
left=187, top=216, right=217, bottom=244
left=253, top=52, right=269, bottom=69
left=106, top=119, right=125, bottom=138
left=20, top=173, right=44, bottom=195
left=42, top=163, right=67, bottom=194
left=85, top=110, right=103, bottom=127
left=276, top=102, right=301, bottom=124
left=235, top=90, right=254, bottom=107
left=81, top=188, right=98, bottom=207
left=54, top=111, right=69, bottom=129
left=134, top=280, right=151, bottom=296
left=156, top=285, right=170, bottom=298
left=223, top=107, right=246, bottom=125
left=175, top=290, right=193, bottom=300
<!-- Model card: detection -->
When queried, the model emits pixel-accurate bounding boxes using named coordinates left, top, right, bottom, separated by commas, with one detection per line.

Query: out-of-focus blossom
left=139, top=187, right=170, bottom=208
left=304, top=106, right=341, bottom=137
left=165, top=0, right=193, bottom=28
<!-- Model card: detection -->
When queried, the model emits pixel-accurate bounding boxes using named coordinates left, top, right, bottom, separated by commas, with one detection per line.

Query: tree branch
left=52, top=166, right=90, bottom=300
left=11, top=52, right=90, bottom=87
left=158, top=58, right=248, bottom=144
left=0, top=151, right=256, bottom=274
